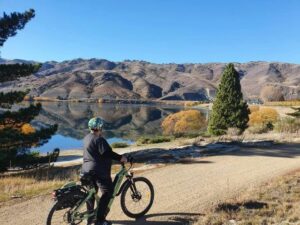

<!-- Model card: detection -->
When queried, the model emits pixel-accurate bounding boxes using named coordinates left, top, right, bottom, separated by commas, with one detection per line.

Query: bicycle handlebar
left=121, top=155, right=134, bottom=168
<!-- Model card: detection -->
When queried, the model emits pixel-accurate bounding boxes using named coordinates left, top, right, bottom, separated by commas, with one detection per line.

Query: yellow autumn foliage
left=161, top=110, right=206, bottom=135
left=21, top=123, right=36, bottom=134
left=249, top=105, right=260, bottom=113
left=249, top=107, right=279, bottom=126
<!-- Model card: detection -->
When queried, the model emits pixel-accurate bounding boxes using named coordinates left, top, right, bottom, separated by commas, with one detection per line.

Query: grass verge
left=0, top=162, right=143, bottom=203
left=137, top=135, right=173, bottom=145
left=264, top=100, right=300, bottom=106
left=111, top=142, right=130, bottom=148
left=195, top=170, right=300, bottom=225
left=0, top=177, right=65, bottom=202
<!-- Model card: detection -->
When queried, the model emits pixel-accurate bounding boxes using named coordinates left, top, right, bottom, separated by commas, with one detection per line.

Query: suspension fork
left=127, top=174, right=139, bottom=196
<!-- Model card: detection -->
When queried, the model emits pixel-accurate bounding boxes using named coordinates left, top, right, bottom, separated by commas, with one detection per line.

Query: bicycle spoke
left=123, top=180, right=152, bottom=215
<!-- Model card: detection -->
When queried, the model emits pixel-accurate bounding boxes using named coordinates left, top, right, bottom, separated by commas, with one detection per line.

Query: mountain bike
left=46, top=158, right=154, bottom=225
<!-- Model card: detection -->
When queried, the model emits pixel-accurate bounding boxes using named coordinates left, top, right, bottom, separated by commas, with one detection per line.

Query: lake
left=31, top=102, right=209, bottom=153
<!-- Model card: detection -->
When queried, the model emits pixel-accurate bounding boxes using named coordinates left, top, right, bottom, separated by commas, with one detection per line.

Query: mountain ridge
left=1, top=58, right=299, bottom=101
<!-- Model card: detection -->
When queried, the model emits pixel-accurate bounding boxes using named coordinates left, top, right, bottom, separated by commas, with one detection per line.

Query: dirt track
left=1, top=143, right=300, bottom=225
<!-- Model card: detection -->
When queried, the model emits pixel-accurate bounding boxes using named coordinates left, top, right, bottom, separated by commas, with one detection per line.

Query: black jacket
left=81, top=133, right=122, bottom=178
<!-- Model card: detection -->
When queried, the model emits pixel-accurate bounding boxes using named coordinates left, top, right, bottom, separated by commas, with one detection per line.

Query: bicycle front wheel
left=120, top=177, right=154, bottom=218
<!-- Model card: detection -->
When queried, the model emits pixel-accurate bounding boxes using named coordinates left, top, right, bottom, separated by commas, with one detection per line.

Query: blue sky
left=0, top=0, right=299, bottom=63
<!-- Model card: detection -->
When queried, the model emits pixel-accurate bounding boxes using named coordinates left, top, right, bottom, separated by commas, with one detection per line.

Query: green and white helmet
left=88, top=117, right=104, bottom=130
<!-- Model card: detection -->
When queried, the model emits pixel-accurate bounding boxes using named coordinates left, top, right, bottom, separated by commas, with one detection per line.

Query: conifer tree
left=208, top=63, right=250, bottom=135
left=0, top=9, right=57, bottom=171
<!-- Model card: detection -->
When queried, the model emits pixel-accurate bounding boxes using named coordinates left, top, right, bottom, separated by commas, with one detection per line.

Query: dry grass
left=274, top=117, right=300, bottom=134
left=0, top=177, right=65, bottom=202
left=194, top=170, right=300, bottom=225
left=265, top=100, right=300, bottom=106
left=0, top=166, right=80, bottom=203
left=0, top=162, right=142, bottom=204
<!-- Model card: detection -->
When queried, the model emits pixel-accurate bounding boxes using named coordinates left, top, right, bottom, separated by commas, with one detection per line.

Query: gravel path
left=1, top=143, right=300, bottom=225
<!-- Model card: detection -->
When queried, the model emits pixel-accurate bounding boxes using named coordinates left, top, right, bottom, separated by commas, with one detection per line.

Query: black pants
left=87, top=177, right=113, bottom=223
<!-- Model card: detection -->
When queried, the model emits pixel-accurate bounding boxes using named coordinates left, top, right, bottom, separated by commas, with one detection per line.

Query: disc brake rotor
left=132, top=191, right=142, bottom=202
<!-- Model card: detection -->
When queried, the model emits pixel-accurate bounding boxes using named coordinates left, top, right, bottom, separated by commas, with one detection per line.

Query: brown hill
left=0, top=59, right=299, bottom=101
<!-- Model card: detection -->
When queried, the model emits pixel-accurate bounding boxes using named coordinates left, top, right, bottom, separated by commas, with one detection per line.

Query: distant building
left=246, top=98, right=263, bottom=105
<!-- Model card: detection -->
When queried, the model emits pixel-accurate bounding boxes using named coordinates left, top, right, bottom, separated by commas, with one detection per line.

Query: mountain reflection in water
left=32, top=102, right=208, bottom=152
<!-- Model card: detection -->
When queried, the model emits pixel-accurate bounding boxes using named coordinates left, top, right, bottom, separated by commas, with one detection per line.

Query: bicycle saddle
left=79, top=172, right=95, bottom=186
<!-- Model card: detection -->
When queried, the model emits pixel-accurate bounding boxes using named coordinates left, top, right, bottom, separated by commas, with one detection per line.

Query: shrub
left=227, top=127, right=242, bottom=136
left=184, top=101, right=204, bottom=107
left=21, top=123, right=35, bottom=134
left=111, top=142, right=129, bottom=148
left=274, top=118, right=300, bottom=133
left=161, top=110, right=206, bottom=136
left=137, top=136, right=172, bottom=145
left=246, top=124, right=271, bottom=134
left=249, top=105, right=260, bottom=113
left=249, top=107, right=279, bottom=126
left=174, top=132, right=201, bottom=138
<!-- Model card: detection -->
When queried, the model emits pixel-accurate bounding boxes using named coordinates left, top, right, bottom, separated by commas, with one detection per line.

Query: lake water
left=31, top=102, right=208, bottom=153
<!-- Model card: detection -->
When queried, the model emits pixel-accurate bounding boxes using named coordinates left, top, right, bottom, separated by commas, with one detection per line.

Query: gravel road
left=1, top=143, right=300, bottom=225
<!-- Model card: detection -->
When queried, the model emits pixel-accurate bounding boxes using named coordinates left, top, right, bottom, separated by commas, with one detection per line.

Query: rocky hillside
left=0, top=58, right=299, bottom=101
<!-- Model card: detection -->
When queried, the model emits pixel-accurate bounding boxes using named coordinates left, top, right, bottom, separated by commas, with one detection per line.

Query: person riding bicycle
left=81, top=117, right=127, bottom=225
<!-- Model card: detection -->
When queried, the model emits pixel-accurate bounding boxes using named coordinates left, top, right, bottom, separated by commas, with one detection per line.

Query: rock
left=228, top=220, right=237, bottom=225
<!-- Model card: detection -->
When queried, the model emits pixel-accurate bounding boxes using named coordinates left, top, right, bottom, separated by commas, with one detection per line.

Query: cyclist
left=81, top=117, right=127, bottom=225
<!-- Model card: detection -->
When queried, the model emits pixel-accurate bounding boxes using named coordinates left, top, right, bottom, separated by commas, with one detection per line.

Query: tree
left=0, top=9, right=57, bottom=171
left=208, top=63, right=250, bottom=135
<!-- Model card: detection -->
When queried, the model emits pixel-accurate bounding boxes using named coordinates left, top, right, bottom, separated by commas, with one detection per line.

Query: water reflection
left=32, top=102, right=208, bottom=152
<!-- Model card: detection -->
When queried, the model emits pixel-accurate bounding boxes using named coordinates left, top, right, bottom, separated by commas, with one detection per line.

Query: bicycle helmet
left=88, top=117, right=104, bottom=131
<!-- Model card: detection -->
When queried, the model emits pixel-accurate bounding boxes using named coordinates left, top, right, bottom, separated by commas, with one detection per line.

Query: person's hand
left=120, top=155, right=127, bottom=163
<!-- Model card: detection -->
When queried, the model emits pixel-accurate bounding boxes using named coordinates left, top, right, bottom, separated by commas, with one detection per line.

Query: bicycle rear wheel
left=120, top=177, right=154, bottom=218
left=46, top=200, right=92, bottom=225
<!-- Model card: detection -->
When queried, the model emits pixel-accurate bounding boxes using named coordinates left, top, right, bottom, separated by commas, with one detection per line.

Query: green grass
left=111, top=142, right=130, bottom=148
left=174, top=132, right=204, bottom=138
left=137, top=136, right=172, bottom=145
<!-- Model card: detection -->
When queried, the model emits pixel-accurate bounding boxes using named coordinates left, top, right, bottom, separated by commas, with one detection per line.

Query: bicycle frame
left=70, top=164, right=131, bottom=222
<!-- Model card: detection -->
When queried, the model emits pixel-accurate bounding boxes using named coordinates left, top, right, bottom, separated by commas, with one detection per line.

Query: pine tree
left=0, top=9, right=57, bottom=171
left=208, top=63, right=250, bottom=135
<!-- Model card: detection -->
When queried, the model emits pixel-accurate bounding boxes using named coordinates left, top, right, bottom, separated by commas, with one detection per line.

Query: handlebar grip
left=127, top=155, right=134, bottom=164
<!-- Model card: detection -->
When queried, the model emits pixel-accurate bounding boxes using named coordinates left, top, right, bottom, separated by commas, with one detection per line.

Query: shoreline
left=55, top=137, right=196, bottom=166
left=55, top=133, right=300, bottom=167
left=24, top=97, right=211, bottom=107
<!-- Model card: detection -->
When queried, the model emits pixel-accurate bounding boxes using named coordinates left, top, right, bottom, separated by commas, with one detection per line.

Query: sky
left=0, top=0, right=300, bottom=64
